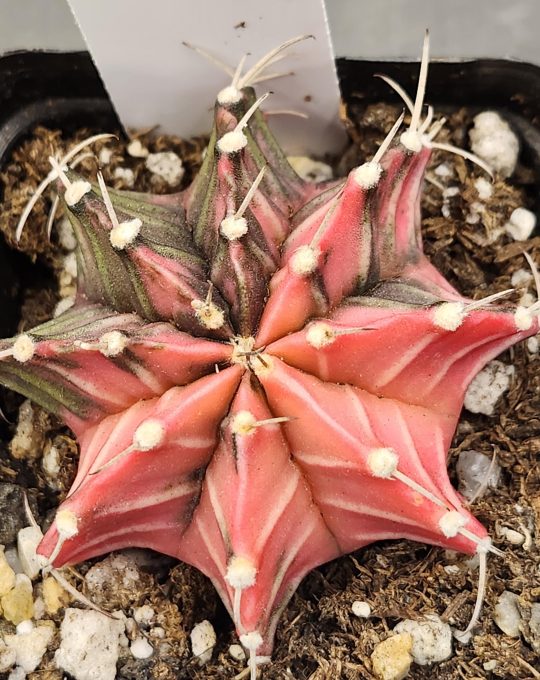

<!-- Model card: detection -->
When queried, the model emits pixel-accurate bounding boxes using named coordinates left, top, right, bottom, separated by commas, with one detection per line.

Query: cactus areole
left=1, top=35, right=539, bottom=676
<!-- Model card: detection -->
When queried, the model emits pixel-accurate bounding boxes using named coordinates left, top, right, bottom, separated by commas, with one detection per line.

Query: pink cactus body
left=1, top=37, right=538, bottom=674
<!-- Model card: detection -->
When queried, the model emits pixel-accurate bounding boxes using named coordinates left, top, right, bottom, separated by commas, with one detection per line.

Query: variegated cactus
left=1, top=34, right=539, bottom=678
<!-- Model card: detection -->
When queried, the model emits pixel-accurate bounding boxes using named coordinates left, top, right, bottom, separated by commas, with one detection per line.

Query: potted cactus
left=0, top=34, right=538, bottom=680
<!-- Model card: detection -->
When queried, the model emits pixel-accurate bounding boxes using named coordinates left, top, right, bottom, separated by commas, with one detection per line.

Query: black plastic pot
left=337, top=57, right=540, bottom=221
left=0, top=51, right=121, bottom=338
left=0, top=51, right=539, bottom=328
left=0, top=51, right=120, bottom=160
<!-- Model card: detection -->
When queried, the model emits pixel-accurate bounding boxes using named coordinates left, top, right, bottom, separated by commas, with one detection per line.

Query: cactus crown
left=1, top=33, right=539, bottom=677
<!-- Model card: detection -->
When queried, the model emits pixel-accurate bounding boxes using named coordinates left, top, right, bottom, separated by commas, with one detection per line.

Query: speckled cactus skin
left=0, top=39, right=538, bottom=672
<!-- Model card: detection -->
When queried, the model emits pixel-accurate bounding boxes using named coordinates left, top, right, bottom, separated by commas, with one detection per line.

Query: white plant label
left=67, top=0, right=346, bottom=155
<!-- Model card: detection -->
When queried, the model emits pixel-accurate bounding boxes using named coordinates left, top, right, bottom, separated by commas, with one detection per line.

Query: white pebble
left=394, top=615, right=453, bottom=665
left=499, top=527, right=525, bottom=545
left=85, top=554, right=142, bottom=595
left=98, top=147, right=113, bottom=165
left=127, top=139, right=149, bottom=158
left=483, top=660, right=498, bottom=671
left=527, top=336, right=539, bottom=353
left=465, top=200, right=485, bottom=225
left=434, top=162, right=452, bottom=178
left=505, top=207, right=536, bottom=241
left=465, top=210, right=481, bottom=225
left=17, top=526, right=47, bottom=580
left=371, top=633, right=413, bottom=680
left=493, top=591, right=521, bottom=637
left=33, top=596, right=45, bottom=620
left=287, top=156, right=333, bottom=183
left=443, top=565, right=461, bottom=575
left=190, top=620, right=216, bottom=665
left=0, top=643, right=16, bottom=673
left=63, top=252, right=77, bottom=279
left=15, top=620, right=33, bottom=635
left=58, top=218, right=77, bottom=250
left=7, top=666, right=25, bottom=680
left=53, top=296, right=75, bottom=318
left=4, top=548, right=22, bottom=575
left=469, top=111, right=519, bottom=178
left=511, top=268, right=533, bottom=287
left=474, top=177, right=493, bottom=200
left=130, top=637, right=153, bottom=659
left=145, top=151, right=184, bottom=186
left=228, top=643, right=246, bottom=661
left=352, top=600, right=371, bottom=618
left=464, top=360, right=514, bottom=416
left=4, top=623, right=54, bottom=673
left=42, top=444, right=60, bottom=481
left=133, top=605, right=154, bottom=625
left=55, top=608, right=125, bottom=680
left=442, top=186, right=460, bottom=199
left=10, top=400, right=38, bottom=459
left=113, top=167, right=135, bottom=188
left=456, top=450, right=501, bottom=501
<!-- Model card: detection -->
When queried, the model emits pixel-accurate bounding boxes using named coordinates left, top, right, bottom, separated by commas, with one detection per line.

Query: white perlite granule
left=511, top=268, right=533, bottom=287
left=98, top=147, right=113, bottom=165
left=130, top=637, right=153, bottom=659
left=145, top=152, right=184, bottom=186
left=394, top=615, right=452, bottom=665
left=504, top=207, right=537, bottom=241
left=7, top=666, right=25, bottom=680
left=133, top=604, right=154, bottom=625
left=370, top=633, right=413, bottom=680
left=351, top=600, right=371, bottom=618
left=527, top=336, right=539, bottom=354
left=42, top=444, right=60, bottom=483
left=113, top=167, right=135, bottom=188
left=474, top=177, right=493, bottom=200
left=190, top=620, right=216, bottom=665
left=9, top=400, right=39, bottom=460
left=127, top=139, right=149, bottom=158
left=456, top=450, right=501, bottom=501
left=85, top=553, right=142, bottom=595
left=469, top=111, right=519, bottom=178
left=57, top=217, right=77, bottom=250
left=63, top=252, right=77, bottom=279
left=17, top=526, right=47, bottom=580
left=54, top=609, right=124, bottom=680
left=493, top=591, right=521, bottom=637
left=464, top=360, right=515, bottom=416
left=53, top=296, right=75, bottom=318
left=434, top=162, right=452, bottom=178
left=4, top=623, right=54, bottom=673
left=228, top=643, right=246, bottom=661
left=287, top=156, right=333, bottom=183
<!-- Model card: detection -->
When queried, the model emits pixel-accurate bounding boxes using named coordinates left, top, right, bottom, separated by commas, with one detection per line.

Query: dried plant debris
left=0, top=94, right=538, bottom=680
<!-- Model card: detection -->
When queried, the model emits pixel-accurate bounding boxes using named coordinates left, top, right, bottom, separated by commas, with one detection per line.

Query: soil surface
left=0, top=101, right=539, bottom=680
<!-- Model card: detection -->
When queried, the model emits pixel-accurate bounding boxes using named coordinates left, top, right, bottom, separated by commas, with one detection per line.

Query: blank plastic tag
left=67, top=0, right=345, bottom=155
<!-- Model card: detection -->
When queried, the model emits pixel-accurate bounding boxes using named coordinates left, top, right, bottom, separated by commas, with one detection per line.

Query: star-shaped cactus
left=1, top=35, right=539, bottom=677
